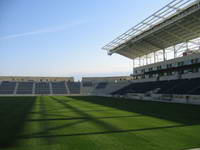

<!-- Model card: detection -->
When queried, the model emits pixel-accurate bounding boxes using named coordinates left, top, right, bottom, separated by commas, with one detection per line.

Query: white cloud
left=0, top=20, right=87, bottom=40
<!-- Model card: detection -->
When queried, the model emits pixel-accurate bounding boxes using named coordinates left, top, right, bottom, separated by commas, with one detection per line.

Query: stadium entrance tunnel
left=0, top=96, right=36, bottom=148
left=68, top=96, right=200, bottom=125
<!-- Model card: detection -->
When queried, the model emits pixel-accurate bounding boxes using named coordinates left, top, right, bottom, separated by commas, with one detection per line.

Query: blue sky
left=0, top=0, right=172, bottom=80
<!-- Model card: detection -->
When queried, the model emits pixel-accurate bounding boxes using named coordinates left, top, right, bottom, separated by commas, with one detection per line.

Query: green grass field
left=0, top=96, right=200, bottom=150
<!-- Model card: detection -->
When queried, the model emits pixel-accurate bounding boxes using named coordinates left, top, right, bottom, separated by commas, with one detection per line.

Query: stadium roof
left=102, top=0, right=200, bottom=59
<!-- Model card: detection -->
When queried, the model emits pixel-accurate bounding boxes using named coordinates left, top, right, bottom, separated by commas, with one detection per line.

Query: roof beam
left=153, top=15, right=166, bottom=19
left=127, top=42, right=147, bottom=54
left=150, top=33, right=175, bottom=46
left=192, top=15, right=200, bottom=22
left=175, top=22, right=197, bottom=36
left=142, top=39, right=165, bottom=50
left=167, top=5, right=182, bottom=12
left=131, top=44, right=147, bottom=55
left=162, top=30, right=185, bottom=42
left=118, top=47, right=140, bottom=59
left=134, top=43, right=154, bottom=56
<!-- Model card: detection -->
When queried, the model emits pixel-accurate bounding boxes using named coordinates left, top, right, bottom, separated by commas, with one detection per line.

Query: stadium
left=1, top=0, right=200, bottom=149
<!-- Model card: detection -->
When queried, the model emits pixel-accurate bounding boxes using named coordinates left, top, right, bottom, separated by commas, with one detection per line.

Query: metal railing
left=102, top=0, right=199, bottom=53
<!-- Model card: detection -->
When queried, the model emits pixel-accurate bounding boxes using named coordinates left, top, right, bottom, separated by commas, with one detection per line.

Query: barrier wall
left=124, top=93, right=200, bottom=105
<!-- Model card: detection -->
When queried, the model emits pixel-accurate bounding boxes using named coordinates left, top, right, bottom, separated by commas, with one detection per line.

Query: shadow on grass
left=0, top=96, right=36, bottom=148
left=19, top=96, right=200, bottom=140
left=19, top=97, right=88, bottom=140
left=50, top=97, right=120, bottom=131
left=20, top=97, right=143, bottom=139
left=20, top=123, right=194, bottom=139
left=20, top=120, right=86, bottom=139
left=25, top=114, right=142, bottom=122
left=38, top=96, right=53, bottom=144
left=68, top=96, right=200, bottom=125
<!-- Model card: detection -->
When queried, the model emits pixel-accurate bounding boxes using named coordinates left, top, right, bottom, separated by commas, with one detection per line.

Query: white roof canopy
left=102, top=0, right=200, bottom=59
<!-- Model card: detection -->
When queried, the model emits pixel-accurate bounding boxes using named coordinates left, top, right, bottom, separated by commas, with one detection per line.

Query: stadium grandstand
left=0, top=0, right=200, bottom=104
left=1, top=1, right=200, bottom=149
left=0, top=76, right=77, bottom=95
left=1, top=1, right=200, bottom=101
left=102, top=0, right=200, bottom=105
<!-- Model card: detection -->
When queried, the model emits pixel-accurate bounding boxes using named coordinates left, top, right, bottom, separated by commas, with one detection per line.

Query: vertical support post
left=163, top=49, right=166, bottom=61
left=49, top=82, right=53, bottom=95
left=139, top=57, right=141, bottom=66
left=32, top=82, right=35, bottom=95
left=198, top=38, right=200, bottom=48
left=154, top=51, right=156, bottom=63
left=173, top=45, right=176, bottom=58
left=146, top=54, right=148, bottom=65
left=186, top=40, right=189, bottom=52
left=133, top=59, right=135, bottom=76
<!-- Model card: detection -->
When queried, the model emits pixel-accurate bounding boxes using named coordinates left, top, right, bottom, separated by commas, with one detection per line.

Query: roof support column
left=173, top=45, right=176, bottom=58
left=186, top=41, right=189, bottom=52
left=154, top=51, right=156, bottom=63
left=146, top=55, right=148, bottom=65
left=139, top=57, right=141, bottom=67
left=163, top=49, right=166, bottom=61
left=198, top=39, right=200, bottom=50
left=133, top=59, right=135, bottom=76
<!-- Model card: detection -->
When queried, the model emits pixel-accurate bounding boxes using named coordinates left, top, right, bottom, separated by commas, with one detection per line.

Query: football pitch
left=0, top=96, right=200, bottom=150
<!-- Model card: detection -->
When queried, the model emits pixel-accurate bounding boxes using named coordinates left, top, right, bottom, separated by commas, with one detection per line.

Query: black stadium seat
left=112, top=78, right=200, bottom=95
left=96, top=82, right=108, bottom=89
left=16, top=82, right=33, bottom=94
left=0, top=82, right=16, bottom=94
left=35, top=82, right=50, bottom=94
left=67, top=82, right=80, bottom=94
left=52, top=82, right=68, bottom=94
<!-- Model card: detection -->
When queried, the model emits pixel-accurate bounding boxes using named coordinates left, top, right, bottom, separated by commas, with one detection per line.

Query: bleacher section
left=85, top=82, right=108, bottom=95
left=103, top=82, right=130, bottom=94
left=82, top=81, right=93, bottom=87
left=0, top=81, right=82, bottom=95
left=81, top=81, right=96, bottom=95
left=96, top=82, right=108, bottom=89
left=35, top=82, right=50, bottom=94
left=51, top=82, right=68, bottom=94
left=163, top=78, right=200, bottom=95
left=112, top=78, right=200, bottom=95
left=0, top=82, right=16, bottom=94
left=81, top=80, right=130, bottom=96
left=67, top=82, right=81, bottom=94
left=16, top=82, right=33, bottom=94
left=1, top=78, right=200, bottom=96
